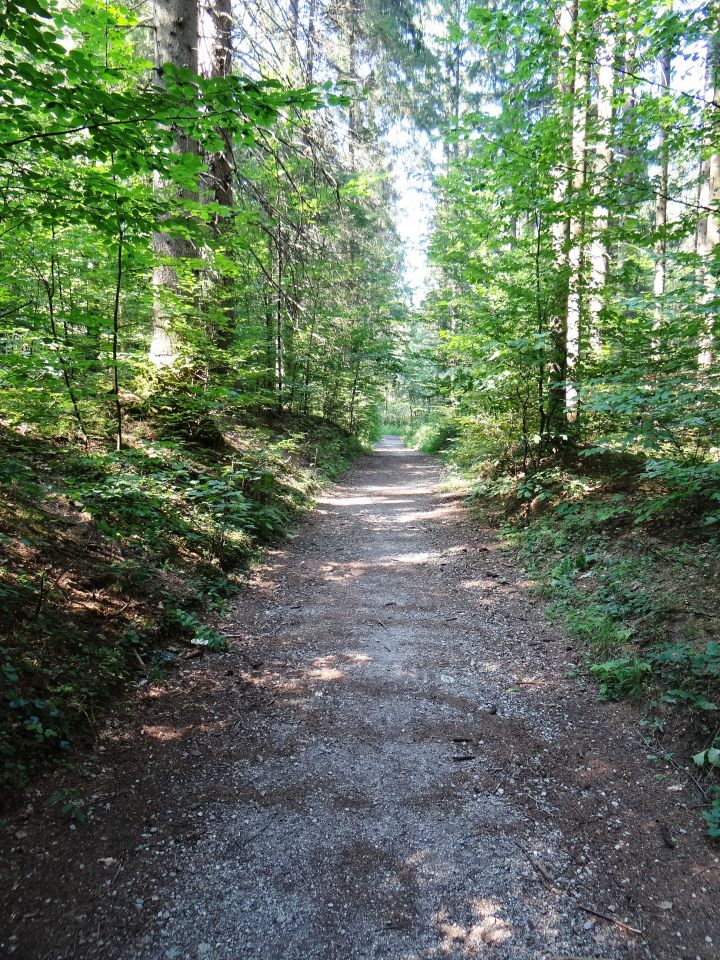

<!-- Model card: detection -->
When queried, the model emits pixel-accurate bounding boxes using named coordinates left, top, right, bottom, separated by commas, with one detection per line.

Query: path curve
left=2, top=438, right=718, bottom=959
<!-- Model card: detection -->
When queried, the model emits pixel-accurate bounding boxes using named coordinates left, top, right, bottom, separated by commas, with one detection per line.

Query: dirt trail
left=2, top=438, right=719, bottom=960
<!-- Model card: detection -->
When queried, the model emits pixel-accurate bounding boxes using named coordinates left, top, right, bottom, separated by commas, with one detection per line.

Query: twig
left=235, top=812, right=278, bottom=850
left=108, top=600, right=131, bottom=619
left=29, top=572, right=45, bottom=623
left=518, top=844, right=561, bottom=895
left=578, top=904, right=641, bottom=935
left=553, top=955, right=613, bottom=960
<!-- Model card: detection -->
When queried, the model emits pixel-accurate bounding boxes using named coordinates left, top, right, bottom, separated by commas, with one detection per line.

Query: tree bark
left=588, top=28, right=616, bottom=355
left=150, top=0, right=199, bottom=368
left=547, top=0, right=577, bottom=432
left=199, top=0, right=234, bottom=350
left=306, top=0, right=316, bottom=83
left=565, top=44, right=589, bottom=420
left=697, top=33, right=719, bottom=370
left=651, top=46, right=671, bottom=352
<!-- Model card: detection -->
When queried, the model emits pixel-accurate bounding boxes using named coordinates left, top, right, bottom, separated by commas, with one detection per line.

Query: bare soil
left=2, top=438, right=719, bottom=959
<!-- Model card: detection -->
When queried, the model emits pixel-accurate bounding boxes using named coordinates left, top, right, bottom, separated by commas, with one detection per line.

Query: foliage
left=591, top=657, right=653, bottom=701
left=0, top=0, right=410, bottom=800
left=0, top=416, right=361, bottom=801
left=392, top=0, right=719, bottom=838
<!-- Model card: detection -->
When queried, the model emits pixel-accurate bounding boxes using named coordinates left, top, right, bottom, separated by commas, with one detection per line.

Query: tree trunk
left=547, top=0, right=577, bottom=432
left=306, top=0, right=316, bottom=83
left=199, top=0, right=234, bottom=349
left=697, top=33, right=719, bottom=370
left=651, top=47, right=672, bottom=352
left=588, top=29, right=616, bottom=354
left=565, top=44, right=589, bottom=420
left=150, top=0, right=199, bottom=368
left=347, top=0, right=358, bottom=171
left=289, top=0, right=299, bottom=68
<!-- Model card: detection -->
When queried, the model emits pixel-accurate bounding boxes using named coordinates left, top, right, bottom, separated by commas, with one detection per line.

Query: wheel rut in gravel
left=2, top=437, right=719, bottom=960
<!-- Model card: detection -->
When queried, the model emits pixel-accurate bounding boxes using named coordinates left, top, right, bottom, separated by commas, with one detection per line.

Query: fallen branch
left=578, top=904, right=641, bottom=935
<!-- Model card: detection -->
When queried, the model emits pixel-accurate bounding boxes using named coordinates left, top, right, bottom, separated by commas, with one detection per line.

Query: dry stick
left=552, top=956, right=613, bottom=960
left=518, top=844, right=561, bottom=895
left=578, top=905, right=642, bottom=936
left=29, top=572, right=45, bottom=623
left=108, top=600, right=132, bottom=619
left=518, top=844, right=642, bottom=935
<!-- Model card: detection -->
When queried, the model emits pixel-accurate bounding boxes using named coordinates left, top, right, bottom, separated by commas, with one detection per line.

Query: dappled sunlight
left=309, top=666, right=346, bottom=681
left=393, top=505, right=462, bottom=524
left=319, top=495, right=381, bottom=507
left=391, top=550, right=441, bottom=565
left=140, top=724, right=193, bottom=742
left=244, top=651, right=378, bottom=703
left=434, top=897, right=514, bottom=953
left=307, top=653, right=374, bottom=683
left=341, top=652, right=373, bottom=664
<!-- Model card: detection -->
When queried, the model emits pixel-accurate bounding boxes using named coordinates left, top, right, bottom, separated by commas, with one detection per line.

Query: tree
left=697, top=29, right=719, bottom=369
left=150, top=0, right=200, bottom=368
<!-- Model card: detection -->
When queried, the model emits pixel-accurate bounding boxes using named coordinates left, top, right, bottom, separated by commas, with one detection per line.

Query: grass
left=406, top=415, right=720, bottom=835
left=504, top=491, right=720, bottom=836
left=0, top=410, right=364, bottom=804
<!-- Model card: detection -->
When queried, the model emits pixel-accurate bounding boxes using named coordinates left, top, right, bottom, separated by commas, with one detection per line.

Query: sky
left=386, top=122, right=442, bottom=307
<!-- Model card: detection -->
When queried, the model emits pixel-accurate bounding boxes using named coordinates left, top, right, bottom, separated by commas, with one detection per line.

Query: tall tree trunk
left=697, top=33, right=719, bottom=370
left=305, top=0, right=316, bottom=83
left=588, top=28, right=616, bottom=354
left=547, top=0, right=577, bottom=432
left=150, top=0, right=199, bottom=368
left=347, top=0, right=358, bottom=171
left=199, top=0, right=234, bottom=349
left=289, top=0, right=299, bottom=68
left=651, top=46, right=671, bottom=352
left=565, top=44, right=590, bottom=419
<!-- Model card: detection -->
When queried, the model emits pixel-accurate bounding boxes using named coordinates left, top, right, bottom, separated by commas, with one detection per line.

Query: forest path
left=3, top=439, right=718, bottom=960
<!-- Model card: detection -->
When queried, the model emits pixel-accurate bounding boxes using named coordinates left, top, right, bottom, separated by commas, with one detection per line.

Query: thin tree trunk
left=112, top=225, right=124, bottom=452
left=347, top=0, right=358, bottom=171
left=588, top=29, right=616, bottom=354
left=652, top=47, right=672, bottom=352
left=698, top=34, right=719, bottom=369
left=44, top=244, right=88, bottom=441
left=565, top=47, right=589, bottom=420
left=289, top=0, right=299, bottom=68
left=306, top=0, right=316, bottom=83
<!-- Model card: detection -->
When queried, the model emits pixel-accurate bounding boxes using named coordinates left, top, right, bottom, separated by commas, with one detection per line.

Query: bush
left=405, top=415, right=459, bottom=454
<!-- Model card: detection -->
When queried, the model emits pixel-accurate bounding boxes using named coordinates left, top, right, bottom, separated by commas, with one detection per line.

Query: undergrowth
left=405, top=414, right=720, bottom=837
left=0, top=411, right=363, bottom=804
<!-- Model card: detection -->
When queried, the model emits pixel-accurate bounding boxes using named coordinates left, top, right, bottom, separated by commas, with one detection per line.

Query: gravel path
left=2, top=438, right=719, bottom=959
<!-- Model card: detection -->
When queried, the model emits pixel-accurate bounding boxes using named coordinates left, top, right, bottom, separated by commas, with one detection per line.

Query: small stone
left=657, top=901, right=673, bottom=911
left=197, top=944, right=211, bottom=957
